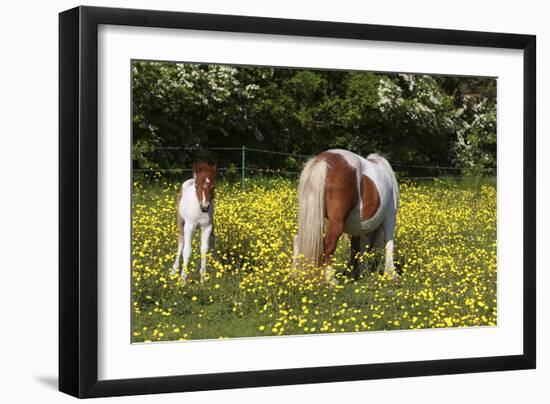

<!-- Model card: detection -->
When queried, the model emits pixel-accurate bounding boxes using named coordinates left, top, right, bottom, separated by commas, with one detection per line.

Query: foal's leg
left=171, top=215, right=185, bottom=275
left=383, top=215, right=398, bottom=280
left=323, top=219, right=344, bottom=284
left=180, top=221, right=196, bottom=282
left=209, top=223, right=216, bottom=258
left=199, top=224, right=213, bottom=283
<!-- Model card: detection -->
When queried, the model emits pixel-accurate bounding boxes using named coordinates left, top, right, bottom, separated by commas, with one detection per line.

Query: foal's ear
left=192, top=163, right=200, bottom=177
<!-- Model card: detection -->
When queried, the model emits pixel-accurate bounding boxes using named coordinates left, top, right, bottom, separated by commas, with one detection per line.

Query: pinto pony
left=171, top=162, right=217, bottom=283
left=292, top=149, right=399, bottom=282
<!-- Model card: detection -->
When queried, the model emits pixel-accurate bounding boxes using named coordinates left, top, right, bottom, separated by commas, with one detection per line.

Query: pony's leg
left=366, top=227, right=385, bottom=273
left=199, top=224, right=213, bottom=283
left=323, top=220, right=344, bottom=283
left=349, top=236, right=366, bottom=279
left=180, top=221, right=195, bottom=282
left=372, top=227, right=385, bottom=250
left=358, top=235, right=368, bottom=274
left=171, top=216, right=185, bottom=275
left=383, top=216, right=398, bottom=280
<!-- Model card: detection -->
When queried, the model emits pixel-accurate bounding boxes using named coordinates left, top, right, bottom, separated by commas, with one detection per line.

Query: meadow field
left=131, top=175, right=497, bottom=343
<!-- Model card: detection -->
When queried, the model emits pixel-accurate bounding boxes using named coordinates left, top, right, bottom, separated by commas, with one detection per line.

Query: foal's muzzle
left=200, top=205, right=210, bottom=213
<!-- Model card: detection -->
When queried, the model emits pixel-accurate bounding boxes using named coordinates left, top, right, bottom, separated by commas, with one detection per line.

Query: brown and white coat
left=293, top=149, right=399, bottom=282
left=171, top=163, right=217, bottom=283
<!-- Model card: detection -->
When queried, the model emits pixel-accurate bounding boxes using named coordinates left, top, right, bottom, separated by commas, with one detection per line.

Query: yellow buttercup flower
left=131, top=177, right=496, bottom=342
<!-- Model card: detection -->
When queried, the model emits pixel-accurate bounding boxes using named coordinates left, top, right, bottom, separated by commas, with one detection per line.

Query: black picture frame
left=59, top=5, right=536, bottom=398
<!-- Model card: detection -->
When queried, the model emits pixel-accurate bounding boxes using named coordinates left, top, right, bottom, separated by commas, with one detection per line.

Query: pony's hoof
left=170, top=267, right=178, bottom=276
left=385, top=272, right=400, bottom=283
left=324, top=275, right=339, bottom=287
left=200, top=276, right=205, bottom=284
left=179, top=275, right=188, bottom=284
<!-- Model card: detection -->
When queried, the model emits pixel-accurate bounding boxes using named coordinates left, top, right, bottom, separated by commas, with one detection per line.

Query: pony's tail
left=293, top=157, right=328, bottom=270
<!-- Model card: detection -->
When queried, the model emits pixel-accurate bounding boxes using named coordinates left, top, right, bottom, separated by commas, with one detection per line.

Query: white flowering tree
left=132, top=61, right=496, bottom=176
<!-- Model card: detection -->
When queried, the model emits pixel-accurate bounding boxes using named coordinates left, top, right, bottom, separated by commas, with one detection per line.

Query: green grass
left=131, top=175, right=497, bottom=342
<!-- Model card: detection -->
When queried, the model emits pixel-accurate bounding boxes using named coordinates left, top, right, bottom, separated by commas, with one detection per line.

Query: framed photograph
left=59, top=6, right=536, bottom=398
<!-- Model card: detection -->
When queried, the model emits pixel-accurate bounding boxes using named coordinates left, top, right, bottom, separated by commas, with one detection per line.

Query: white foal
left=171, top=163, right=217, bottom=283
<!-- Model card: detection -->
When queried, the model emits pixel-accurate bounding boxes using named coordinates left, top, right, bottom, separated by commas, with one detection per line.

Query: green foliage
left=132, top=62, right=497, bottom=175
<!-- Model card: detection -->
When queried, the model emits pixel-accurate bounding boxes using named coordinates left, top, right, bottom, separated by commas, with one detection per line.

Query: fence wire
left=135, top=145, right=490, bottom=188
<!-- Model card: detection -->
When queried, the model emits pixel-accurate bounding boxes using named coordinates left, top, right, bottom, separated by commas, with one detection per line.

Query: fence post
left=241, top=145, right=246, bottom=191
